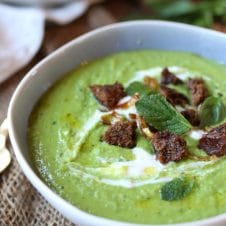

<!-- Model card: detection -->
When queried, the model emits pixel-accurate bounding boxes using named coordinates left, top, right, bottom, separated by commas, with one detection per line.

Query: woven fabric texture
left=0, top=146, right=75, bottom=226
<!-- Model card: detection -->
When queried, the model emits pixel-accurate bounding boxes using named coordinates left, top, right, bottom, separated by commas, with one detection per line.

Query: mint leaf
left=126, top=82, right=151, bottom=96
left=199, top=96, right=226, bottom=128
left=160, top=177, right=194, bottom=201
left=135, top=94, right=191, bottom=134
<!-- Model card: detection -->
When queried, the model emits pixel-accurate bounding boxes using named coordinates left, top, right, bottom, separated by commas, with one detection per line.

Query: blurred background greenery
left=126, top=0, right=226, bottom=30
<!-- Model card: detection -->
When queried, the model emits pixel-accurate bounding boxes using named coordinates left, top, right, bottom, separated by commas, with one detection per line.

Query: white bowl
left=8, top=21, right=226, bottom=226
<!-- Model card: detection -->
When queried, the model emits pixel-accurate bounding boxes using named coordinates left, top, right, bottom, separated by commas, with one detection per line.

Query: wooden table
left=0, top=0, right=137, bottom=123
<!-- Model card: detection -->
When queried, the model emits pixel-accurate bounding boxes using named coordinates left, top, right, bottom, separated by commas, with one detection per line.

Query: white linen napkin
left=0, top=0, right=102, bottom=83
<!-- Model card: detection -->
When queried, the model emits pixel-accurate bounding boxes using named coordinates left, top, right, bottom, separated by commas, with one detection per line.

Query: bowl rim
left=7, top=20, right=226, bottom=226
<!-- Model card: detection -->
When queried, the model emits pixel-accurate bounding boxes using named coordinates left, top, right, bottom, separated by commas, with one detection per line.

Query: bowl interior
left=8, top=21, right=226, bottom=226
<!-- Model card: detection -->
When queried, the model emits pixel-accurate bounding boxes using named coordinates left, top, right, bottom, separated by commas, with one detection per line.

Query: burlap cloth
left=0, top=144, right=75, bottom=226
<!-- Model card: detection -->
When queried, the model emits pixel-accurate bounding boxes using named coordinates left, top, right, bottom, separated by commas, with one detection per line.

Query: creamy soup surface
left=29, top=50, right=226, bottom=224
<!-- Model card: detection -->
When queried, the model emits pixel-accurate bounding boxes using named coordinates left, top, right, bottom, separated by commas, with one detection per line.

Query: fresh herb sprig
left=161, top=177, right=195, bottom=201
left=126, top=81, right=151, bottom=96
left=199, top=96, right=226, bottom=128
left=135, top=93, right=191, bottom=134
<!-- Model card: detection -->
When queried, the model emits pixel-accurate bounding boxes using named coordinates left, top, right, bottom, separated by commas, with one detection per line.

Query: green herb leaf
left=135, top=94, right=191, bottom=134
left=199, top=96, right=226, bottom=128
left=126, top=82, right=151, bottom=96
left=161, top=177, right=194, bottom=201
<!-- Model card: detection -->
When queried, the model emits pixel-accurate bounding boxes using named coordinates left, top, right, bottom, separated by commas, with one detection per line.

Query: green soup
left=28, top=50, right=226, bottom=224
